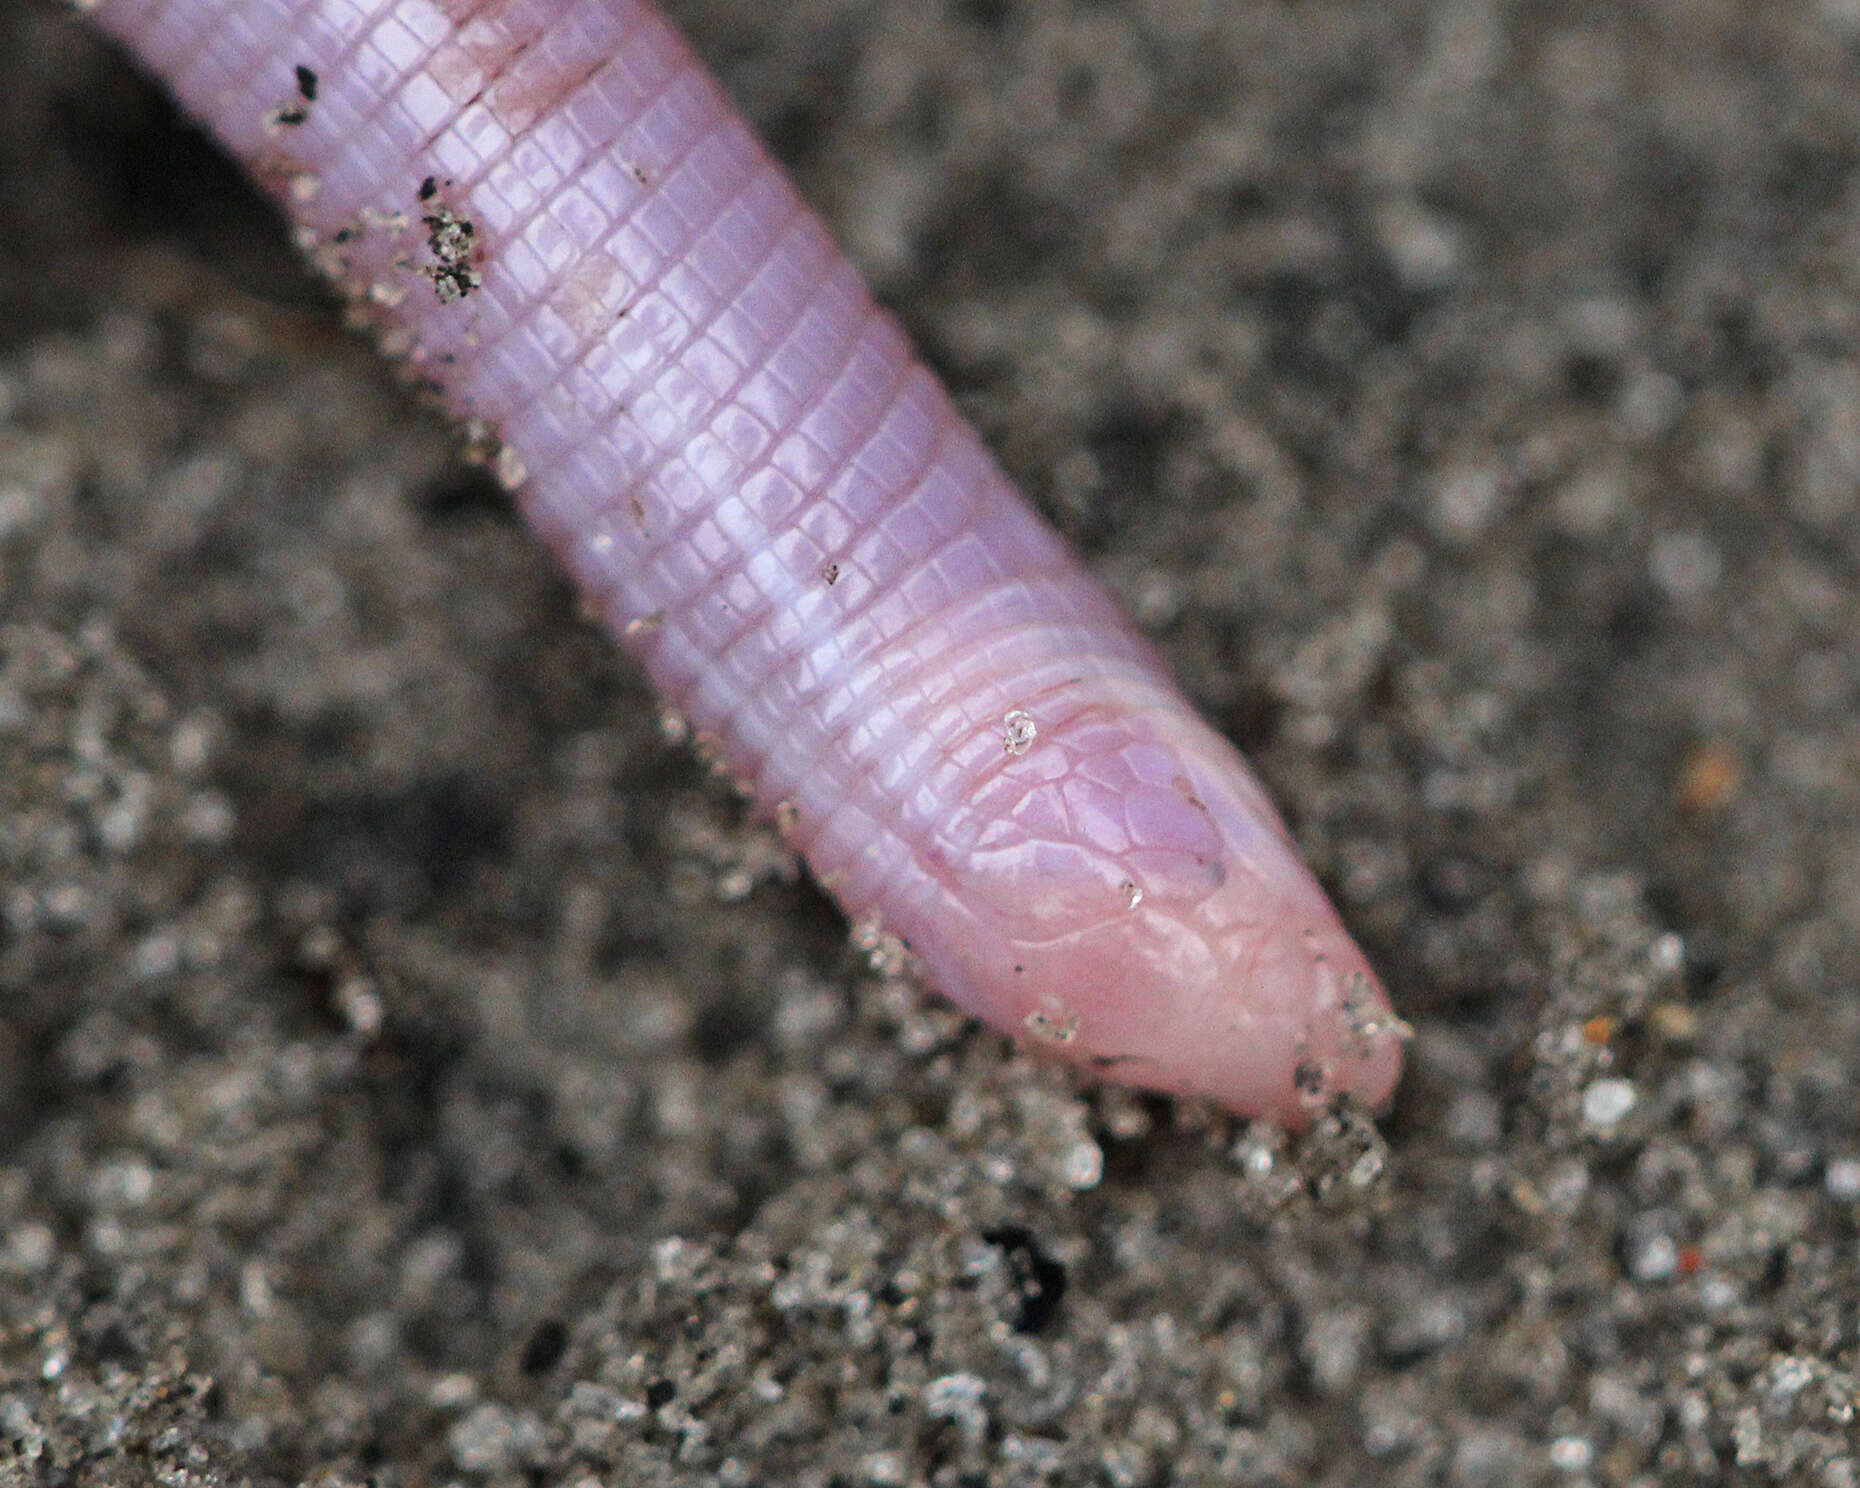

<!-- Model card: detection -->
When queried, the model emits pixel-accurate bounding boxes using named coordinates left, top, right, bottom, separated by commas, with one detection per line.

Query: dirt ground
left=3, top=0, right=1859, bottom=1483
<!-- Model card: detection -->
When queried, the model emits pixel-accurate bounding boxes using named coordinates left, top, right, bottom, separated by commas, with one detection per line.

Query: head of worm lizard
left=881, top=694, right=1406, bottom=1126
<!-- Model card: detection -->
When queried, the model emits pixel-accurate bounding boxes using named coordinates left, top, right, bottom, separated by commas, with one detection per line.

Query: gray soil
left=3, top=0, right=1859, bottom=1483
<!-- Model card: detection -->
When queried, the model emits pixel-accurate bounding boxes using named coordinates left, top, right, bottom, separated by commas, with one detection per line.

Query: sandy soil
left=3, top=0, right=1859, bottom=1482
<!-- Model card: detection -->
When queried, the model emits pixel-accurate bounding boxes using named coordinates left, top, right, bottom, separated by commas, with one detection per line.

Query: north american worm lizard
left=84, top=0, right=1408, bottom=1124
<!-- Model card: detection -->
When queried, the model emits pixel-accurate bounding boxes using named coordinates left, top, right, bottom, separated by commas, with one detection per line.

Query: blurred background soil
left=2, top=0, right=1860, bottom=1482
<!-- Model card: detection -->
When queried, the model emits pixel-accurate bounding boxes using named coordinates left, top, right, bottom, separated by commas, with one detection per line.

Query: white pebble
left=1582, top=1077, right=1637, bottom=1129
left=1826, top=1158, right=1860, bottom=1201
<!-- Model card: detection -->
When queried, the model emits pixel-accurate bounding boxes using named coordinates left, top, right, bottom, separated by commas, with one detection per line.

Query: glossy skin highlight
left=87, top=0, right=1405, bottom=1123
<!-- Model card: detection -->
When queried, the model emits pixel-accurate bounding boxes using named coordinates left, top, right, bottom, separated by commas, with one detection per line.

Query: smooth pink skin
left=89, top=0, right=1405, bottom=1123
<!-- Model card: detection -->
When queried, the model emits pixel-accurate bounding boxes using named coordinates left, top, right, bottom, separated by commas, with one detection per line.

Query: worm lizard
left=84, top=0, right=1407, bottom=1124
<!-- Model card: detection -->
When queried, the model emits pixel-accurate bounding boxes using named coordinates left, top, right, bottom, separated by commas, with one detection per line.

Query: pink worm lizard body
left=86, top=0, right=1406, bottom=1123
